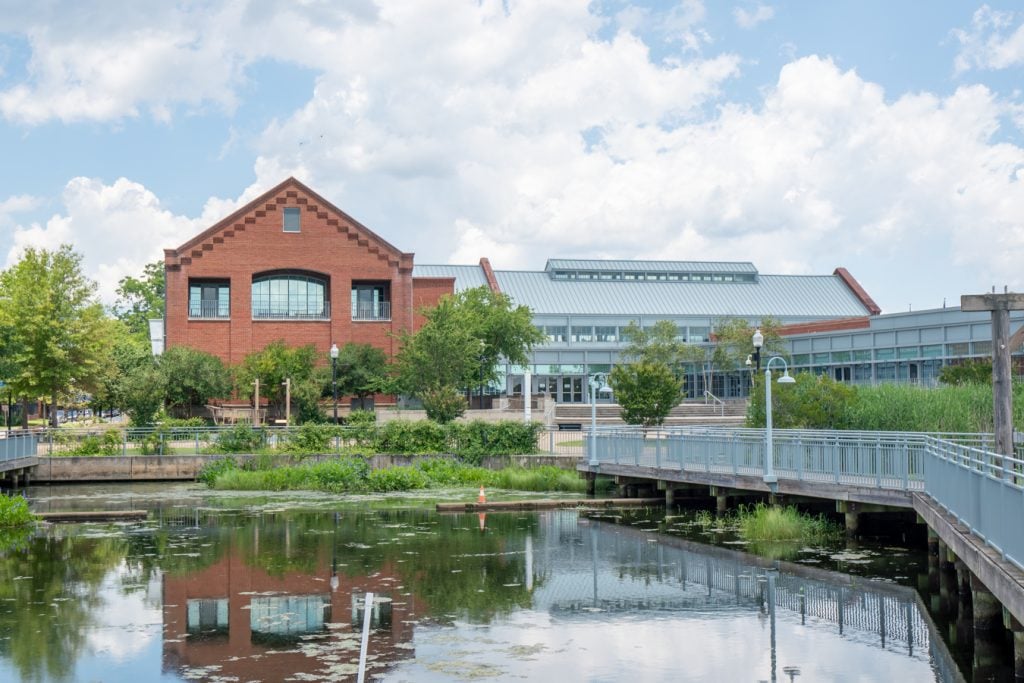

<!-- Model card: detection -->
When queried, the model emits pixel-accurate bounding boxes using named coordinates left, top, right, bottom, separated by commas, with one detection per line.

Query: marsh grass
left=736, top=503, right=840, bottom=543
left=209, top=456, right=587, bottom=494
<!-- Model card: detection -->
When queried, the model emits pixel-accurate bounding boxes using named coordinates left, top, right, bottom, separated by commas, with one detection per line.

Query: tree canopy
left=395, top=287, right=543, bottom=422
left=159, top=346, right=232, bottom=417
left=333, top=342, right=390, bottom=409
left=609, top=360, right=684, bottom=428
left=0, top=246, right=112, bottom=425
left=619, top=320, right=703, bottom=373
left=112, top=260, right=164, bottom=340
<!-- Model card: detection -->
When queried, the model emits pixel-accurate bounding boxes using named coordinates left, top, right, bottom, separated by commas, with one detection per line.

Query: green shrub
left=197, top=457, right=239, bottom=487
left=375, top=420, right=447, bottom=454
left=209, top=425, right=267, bottom=453
left=419, top=385, right=467, bottom=424
left=415, top=457, right=489, bottom=486
left=68, top=430, right=122, bottom=456
left=281, top=423, right=339, bottom=454
left=0, top=494, right=38, bottom=527
left=366, top=466, right=430, bottom=491
left=346, top=409, right=377, bottom=425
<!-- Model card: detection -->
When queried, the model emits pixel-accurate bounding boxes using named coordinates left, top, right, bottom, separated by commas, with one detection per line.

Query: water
left=0, top=483, right=995, bottom=681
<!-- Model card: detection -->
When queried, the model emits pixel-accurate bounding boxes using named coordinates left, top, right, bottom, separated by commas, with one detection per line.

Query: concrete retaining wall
left=33, top=453, right=580, bottom=482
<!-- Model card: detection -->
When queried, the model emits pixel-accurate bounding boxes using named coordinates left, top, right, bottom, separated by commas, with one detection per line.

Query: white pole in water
left=357, top=592, right=375, bottom=683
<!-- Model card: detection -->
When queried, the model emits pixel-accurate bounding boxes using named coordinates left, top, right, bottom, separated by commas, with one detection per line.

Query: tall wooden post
left=961, top=291, right=1024, bottom=457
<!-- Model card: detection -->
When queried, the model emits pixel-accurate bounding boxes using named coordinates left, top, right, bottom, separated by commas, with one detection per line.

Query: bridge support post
left=971, top=574, right=1005, bottom=679
left=585, top=472, right=596, bottom=496
left=1009, top=616, right=1024, bottom=680
left=716, top=493, right=728, bottom=514
left=843, top=511, right=859, bottom=537
left=971, top=574, right=1003, bottom=631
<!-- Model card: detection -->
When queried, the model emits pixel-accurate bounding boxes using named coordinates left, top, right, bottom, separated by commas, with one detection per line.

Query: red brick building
left=164, top=177, right=453, bottom=366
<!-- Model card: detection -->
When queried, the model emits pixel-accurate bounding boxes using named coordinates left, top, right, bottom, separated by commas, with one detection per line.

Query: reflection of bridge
left=578, top=427, right=1024, bottom=641
left=519, top=510, right=964, bottom=682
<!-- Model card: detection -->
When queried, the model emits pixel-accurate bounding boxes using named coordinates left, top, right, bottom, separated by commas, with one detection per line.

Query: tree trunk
left=51, top=388, right=58, bottom=428
left=19, top=397, right=28, bottom=429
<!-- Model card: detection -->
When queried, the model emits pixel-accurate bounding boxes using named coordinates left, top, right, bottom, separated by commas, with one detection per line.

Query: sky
left=1, top=1, right=1023, bottom=314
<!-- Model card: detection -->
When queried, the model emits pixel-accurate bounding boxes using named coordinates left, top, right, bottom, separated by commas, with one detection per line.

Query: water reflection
left=0, top=489, right=978, bottom=681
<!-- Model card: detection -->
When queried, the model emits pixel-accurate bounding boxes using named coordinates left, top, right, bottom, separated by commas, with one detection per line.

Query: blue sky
left=1, top=1, right=1023, bottom=314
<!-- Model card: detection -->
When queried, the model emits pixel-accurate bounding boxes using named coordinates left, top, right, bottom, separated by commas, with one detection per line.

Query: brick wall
left=164, top=178, right=451, bottom=365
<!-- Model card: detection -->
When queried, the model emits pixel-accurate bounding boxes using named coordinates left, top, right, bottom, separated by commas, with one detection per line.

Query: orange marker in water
left=478, top=485, right=486, bottom=504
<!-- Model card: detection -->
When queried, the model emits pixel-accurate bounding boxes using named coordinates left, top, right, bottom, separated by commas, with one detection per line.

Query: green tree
left=705, top=317, right=786, bottom=394
left=0, top=246, right=111, bottom=426
left=450, top=287, right=545, bottom=394
left=609, top=360, right=685, bottom=427
left=395, top=298, right=477, bottom=422
left=235, top=341, right=320, bottom=421
left=89, top=321, right=152, bottom=417
left=746, top=372, right=853, bottom=429
left=619, top=320, right=704, bottom=375
left=120, top=361, right=166, bottom=426
left=0, top=314, right=19, bottom=429
left=395, top=287, right=543, bottom=421
left=938, top=359, right=992, bottom=386
left=334, top=342, right=390, bottom=410
left=112, top=260, right=165, bottom=340
left=158, top=346, right=232, bottom=416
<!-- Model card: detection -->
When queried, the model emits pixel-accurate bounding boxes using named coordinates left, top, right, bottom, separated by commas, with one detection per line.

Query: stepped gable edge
left=163, top=177, right=414, bottom=272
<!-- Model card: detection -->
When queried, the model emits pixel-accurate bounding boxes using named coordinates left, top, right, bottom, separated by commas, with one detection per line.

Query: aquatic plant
left=736, top=503, right=839, bottom=543
left=0, top=494, right=38, bottom=528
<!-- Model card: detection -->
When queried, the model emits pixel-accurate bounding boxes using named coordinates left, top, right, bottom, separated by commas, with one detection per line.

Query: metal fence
left=924, top=436, right=1024, bottom=572
left=588, top=427, right=959, bottom=492
left=586, top=427, right=1024, bottom=573
left=0, top=432, right=38, bottom=461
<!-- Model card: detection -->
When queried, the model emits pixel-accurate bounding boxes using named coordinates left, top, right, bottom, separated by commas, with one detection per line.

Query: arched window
left=251, top=272, right=329, bottom=320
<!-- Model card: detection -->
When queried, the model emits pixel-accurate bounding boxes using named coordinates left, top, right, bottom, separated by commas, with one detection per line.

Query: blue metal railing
left=924, top=436, right=1024, bottom=572
left=0, top=432, right=38, bottom=461
left=586, top=427, right=1024, bottom=572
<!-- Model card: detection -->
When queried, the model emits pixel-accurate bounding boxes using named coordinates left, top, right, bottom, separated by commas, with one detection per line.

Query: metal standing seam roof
left=545, top=259, right=758, bottom=274
left=413, top=264, right=489, bottom=291
left=491, top=271, right=870, bottom=318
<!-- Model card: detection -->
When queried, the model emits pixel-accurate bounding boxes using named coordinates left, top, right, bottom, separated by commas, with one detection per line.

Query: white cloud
left=6, top=177, right=201, bottom=303
left=953, top=4, right=1024, bottom=73
left=3, top=1, right=1024, bottom=315
left=733, top=3, right=775, bottom=30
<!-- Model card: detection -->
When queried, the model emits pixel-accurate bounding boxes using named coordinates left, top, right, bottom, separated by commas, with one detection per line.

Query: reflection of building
left=162, top=547, right=419, bottom=681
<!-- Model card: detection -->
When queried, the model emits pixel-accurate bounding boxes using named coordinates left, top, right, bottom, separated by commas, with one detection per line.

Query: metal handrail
left=702, top=391, right=725, bottom=416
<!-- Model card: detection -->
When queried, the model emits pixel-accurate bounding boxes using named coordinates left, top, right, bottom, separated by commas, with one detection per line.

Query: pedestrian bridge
left=578, top=427, right=1024, bottom=629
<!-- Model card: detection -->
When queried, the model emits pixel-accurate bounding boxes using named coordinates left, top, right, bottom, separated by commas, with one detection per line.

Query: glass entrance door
left=560, top=376, right=585, bottom=403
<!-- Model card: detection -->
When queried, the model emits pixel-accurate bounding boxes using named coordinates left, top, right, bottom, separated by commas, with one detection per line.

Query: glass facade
left=252, top=273, right=328, bottom=319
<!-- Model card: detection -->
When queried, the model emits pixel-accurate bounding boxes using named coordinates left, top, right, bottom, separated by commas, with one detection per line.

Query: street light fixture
left=330, top=343, right=339, bottom=424
left=751, top=328, right=763, bottom=372
left=588, top=372, right=612, bottom=467
left=763, top=356, right=795, bottom=489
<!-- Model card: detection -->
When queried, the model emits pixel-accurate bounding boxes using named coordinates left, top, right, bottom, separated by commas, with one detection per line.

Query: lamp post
left=282, top=378, right=291, bottom=426
left=763, top=356, right=795, bottom=488
left=477, top=341, right=486, bottom=411
left=330, top=343, right=339, bottom=424
left=588, top=372, right=609, bottom=467
left=752, top=328, right=763, bottom=372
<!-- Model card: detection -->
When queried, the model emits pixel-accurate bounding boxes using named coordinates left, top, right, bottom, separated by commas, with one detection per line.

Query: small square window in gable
left=283, top=207, right=301, bottom=232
